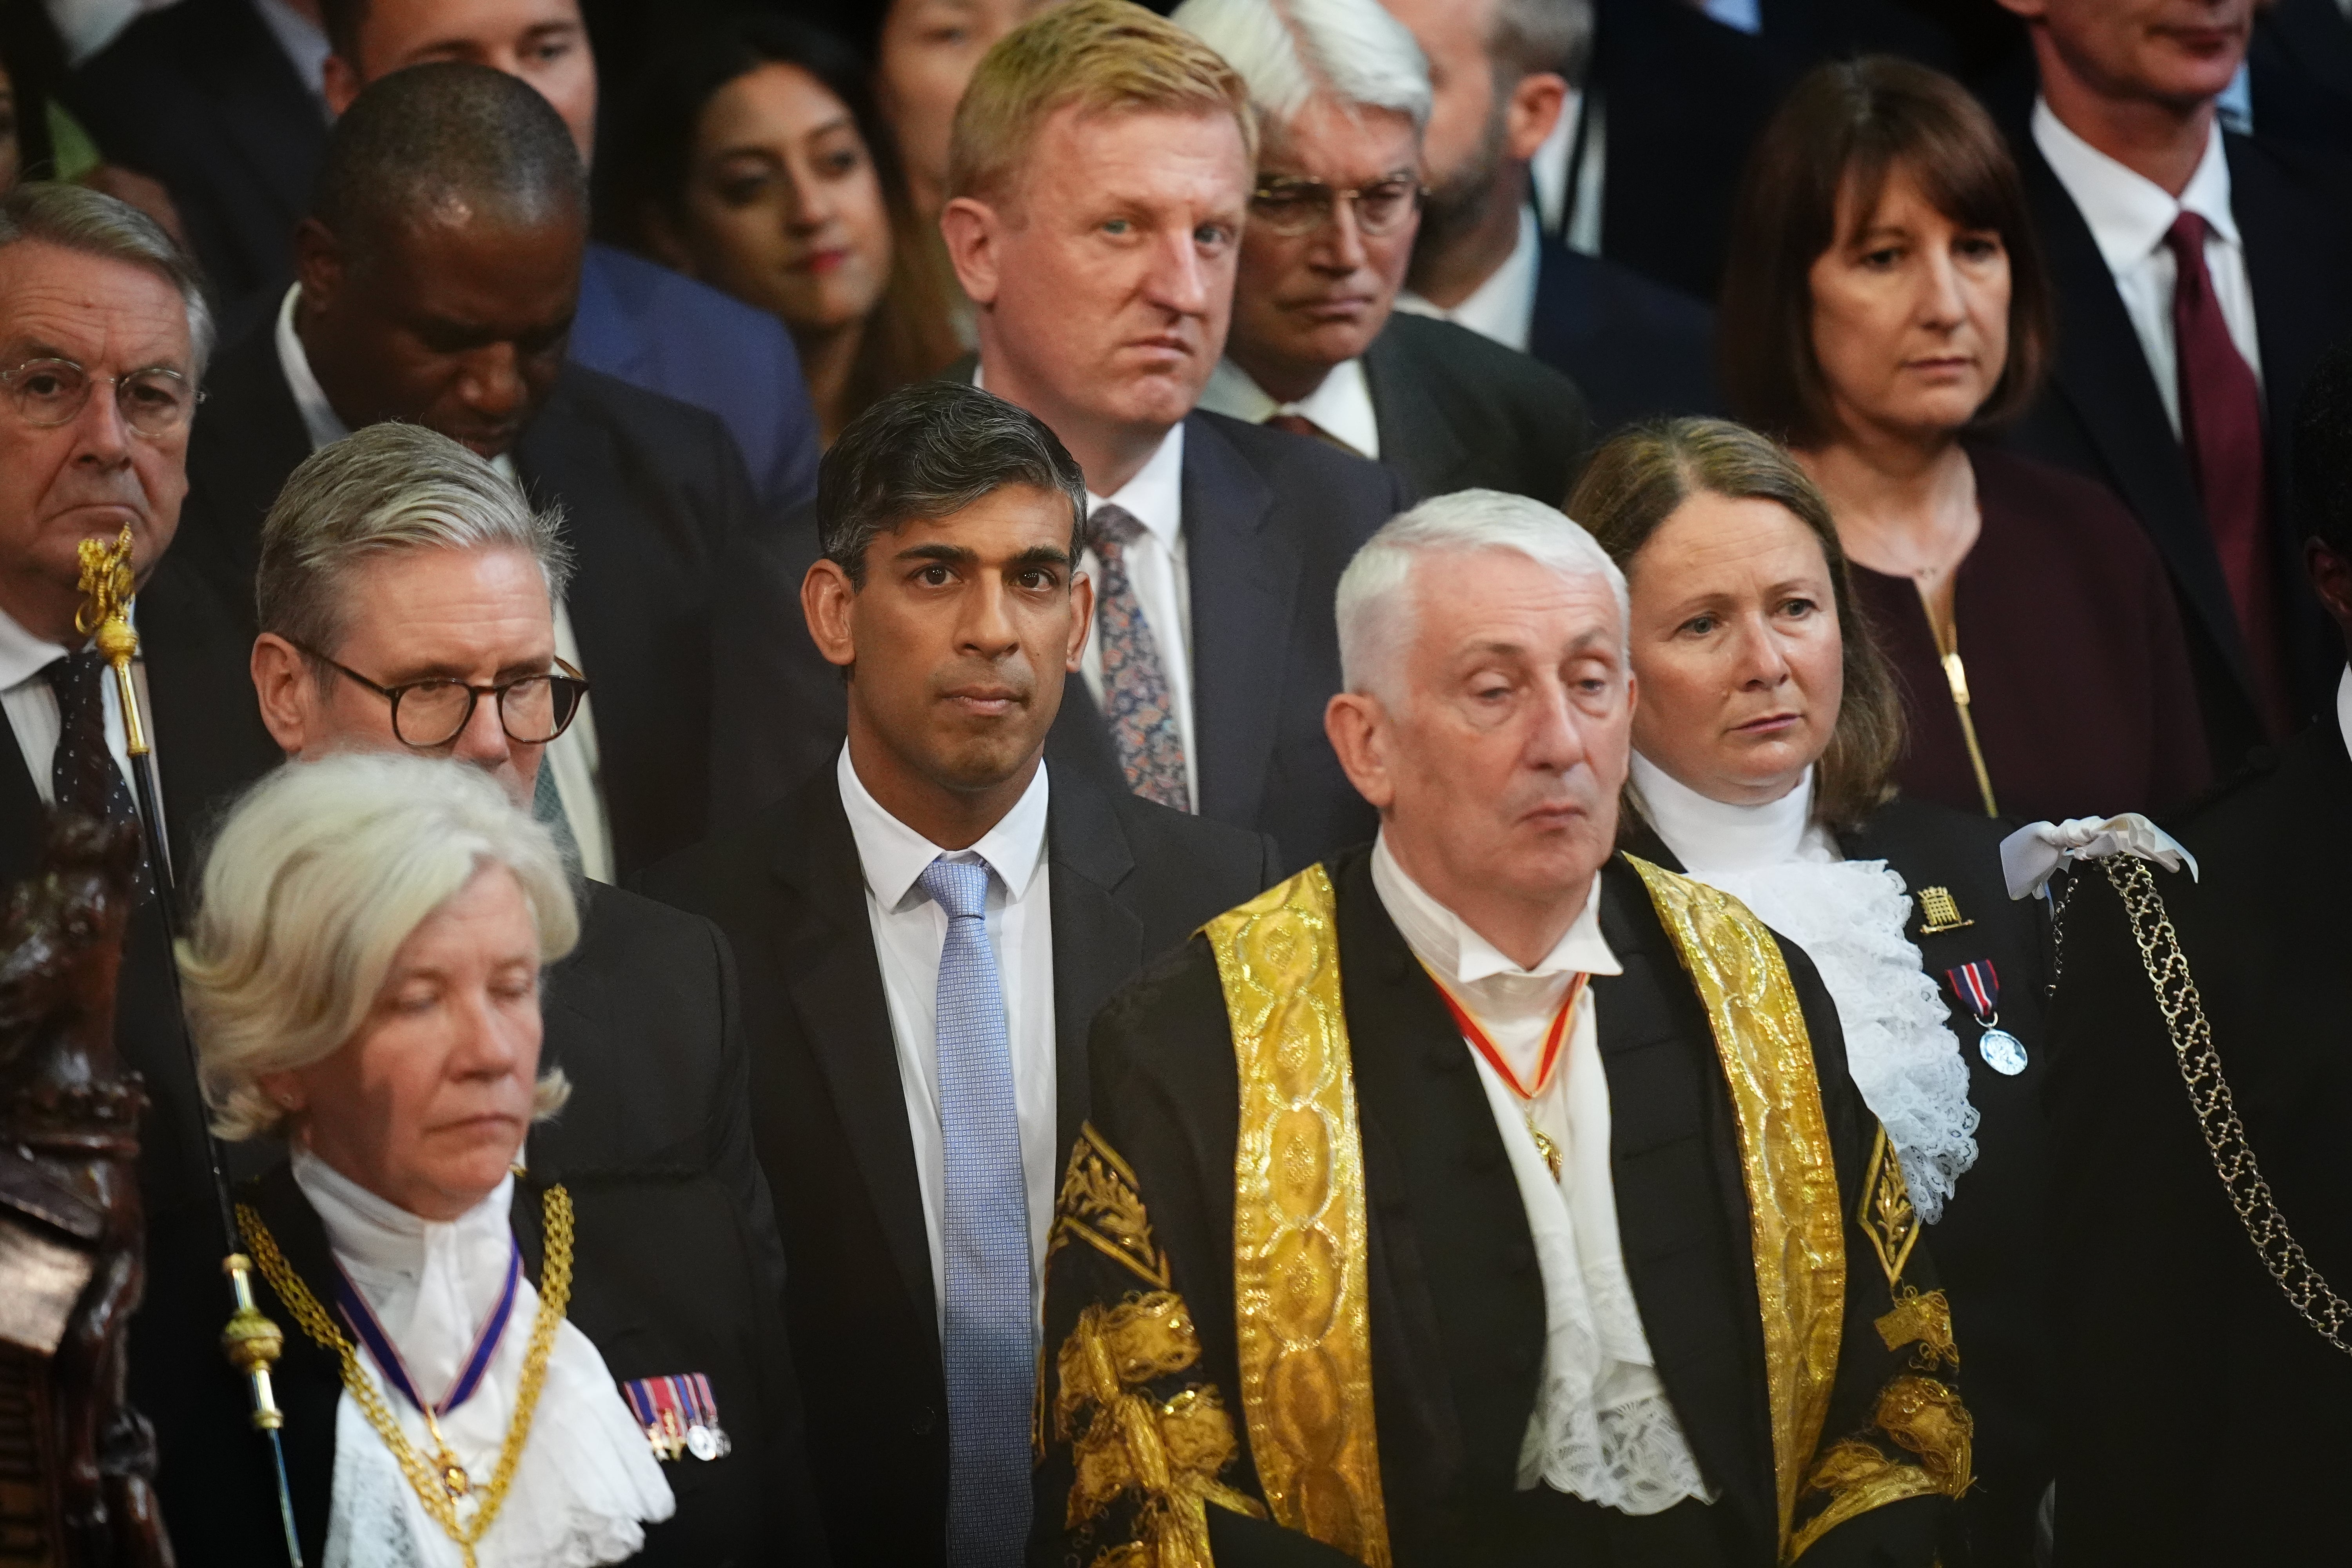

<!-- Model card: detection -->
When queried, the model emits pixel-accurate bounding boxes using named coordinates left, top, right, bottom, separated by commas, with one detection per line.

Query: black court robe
left=138, top=1139, right=823, bottom=1566
left=1031, top=849, right=1966, bottom=1568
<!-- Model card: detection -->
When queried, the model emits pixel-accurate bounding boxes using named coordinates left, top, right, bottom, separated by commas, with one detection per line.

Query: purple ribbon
left=336, top=1241, right=522, bottom=1420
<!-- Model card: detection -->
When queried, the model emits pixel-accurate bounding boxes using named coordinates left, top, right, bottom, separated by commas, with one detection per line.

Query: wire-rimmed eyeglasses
left=1249, top=172, right=1423, bottom=238
left=0, top=358, right=203, bottom=437
left=299, top=646, right=592, bottom=749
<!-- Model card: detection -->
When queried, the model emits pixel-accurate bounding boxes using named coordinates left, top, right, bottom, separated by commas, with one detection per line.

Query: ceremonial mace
left=77, top=524, right=307, bottom=1568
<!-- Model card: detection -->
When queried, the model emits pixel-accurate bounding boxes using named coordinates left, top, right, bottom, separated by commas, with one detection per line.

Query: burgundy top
left=1847, top=445, right=2210, bottom=824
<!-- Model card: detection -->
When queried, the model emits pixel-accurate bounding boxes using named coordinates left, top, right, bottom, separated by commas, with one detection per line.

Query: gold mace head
left=74, top=523, right=137, bottom=645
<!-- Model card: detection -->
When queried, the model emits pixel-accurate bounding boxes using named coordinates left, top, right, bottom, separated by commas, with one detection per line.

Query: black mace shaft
left=83, top=529, right=305, bottom=1568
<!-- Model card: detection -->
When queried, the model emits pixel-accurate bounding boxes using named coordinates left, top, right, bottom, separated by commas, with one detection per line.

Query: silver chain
left=2104, top=857, right=2352, bottom=1355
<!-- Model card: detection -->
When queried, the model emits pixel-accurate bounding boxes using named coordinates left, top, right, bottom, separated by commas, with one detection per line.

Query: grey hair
left=0, top=182, right=215, bottom=375
left=1336, top=486, right=1629, bottom=706
left=1490, top=0, right=1595, bottom=83
left=179, top=751, right=580, bottom=1145
left=1172, top=0, right=1431, bottom=132
left=256, top=422, right=573, bottom=669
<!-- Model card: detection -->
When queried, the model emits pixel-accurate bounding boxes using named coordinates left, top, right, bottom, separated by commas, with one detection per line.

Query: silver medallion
left=1978, top=1027, right=2028, bottom=1076
left=687, top=1423, right=721, bottom=1461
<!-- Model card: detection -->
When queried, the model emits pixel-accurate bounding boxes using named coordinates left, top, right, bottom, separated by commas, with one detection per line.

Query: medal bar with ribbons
left=622, top=1374, right=732, bottom=1462
left=1419, top=962, right=1592, bottom=1181
left=334, top=1241, right=525, bottom=1499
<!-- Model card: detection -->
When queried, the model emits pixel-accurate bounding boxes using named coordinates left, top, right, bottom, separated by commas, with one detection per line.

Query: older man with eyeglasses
left=1178, top=0, right=1592, bottom=506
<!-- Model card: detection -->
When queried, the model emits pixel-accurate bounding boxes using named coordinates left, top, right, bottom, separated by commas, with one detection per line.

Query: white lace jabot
left=1369, top=837, right=1715, bottom=1516
left=294, top=1150, right=675, bottom=1568
left=1628, top=757, right=1980, bottom=1221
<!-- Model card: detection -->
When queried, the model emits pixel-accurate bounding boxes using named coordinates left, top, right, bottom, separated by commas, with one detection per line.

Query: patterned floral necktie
left=1088, top=503, right=1191, bottom=812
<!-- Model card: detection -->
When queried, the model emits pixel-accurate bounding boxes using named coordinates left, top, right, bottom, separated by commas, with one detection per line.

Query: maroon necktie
left=2165, top=211, right=2291, bottom=737
left=1262, top=410, right=1357, bottom=455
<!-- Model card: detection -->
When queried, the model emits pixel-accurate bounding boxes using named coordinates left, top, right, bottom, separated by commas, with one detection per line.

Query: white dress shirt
left=294, top=1149, right=674, bottom=1567
left=276, top=285, right=616, bottom=884
left=2033, top=99, right=2263, bottom=436
left=0, top=600, right=146, bottom=813
left=1368, top=835, right=1714, bottom=1513
left=1396, top=204, right=1543, bottom=353
left=835, top=746, right=1060, bottom=1337
left=2335, top=666, right=2352, bottom=759
left=1196, top=355, right=1381, bottom=459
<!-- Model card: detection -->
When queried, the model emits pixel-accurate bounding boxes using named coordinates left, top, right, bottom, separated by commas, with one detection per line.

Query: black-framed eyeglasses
left=300, top=646, right=591, bottom=748
left=1249, top=172, right=1423, bottom=238
left=0, top=357, right=204, bottom=437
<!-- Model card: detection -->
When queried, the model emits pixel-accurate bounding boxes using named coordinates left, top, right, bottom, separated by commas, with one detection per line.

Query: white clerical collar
left=1629, top=754, right=1839, bottom=875
left=2032, top=96, right=2239, bottom=273
left=1084, top=419, right=1186, bottom=548
left=0, top=602, right=73, bottom=693
left=1369, top=829, right=1621, bottom=987
left=1394, top=202, right=1540, bottom=352
left=836, top=742, right=1051, bottom=915
left=1197, top=355, right=1381, bottom=459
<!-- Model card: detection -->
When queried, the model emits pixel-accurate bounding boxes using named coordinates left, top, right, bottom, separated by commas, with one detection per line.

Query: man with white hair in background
left=1177, top=0, right=1593, bottom=504
left=1030, top=490, right=1965, bottom=1567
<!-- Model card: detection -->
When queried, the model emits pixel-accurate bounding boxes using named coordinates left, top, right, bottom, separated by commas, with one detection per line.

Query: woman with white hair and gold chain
left=140, top=752, right=799, bottom=1566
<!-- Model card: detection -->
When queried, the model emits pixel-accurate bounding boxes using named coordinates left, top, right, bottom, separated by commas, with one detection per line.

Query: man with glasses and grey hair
left=1033, top=488, right=1965, bottom=1567
left=1179, top=0, right=1592, bottom=505
left=150, top=417, right=833, bottom=1560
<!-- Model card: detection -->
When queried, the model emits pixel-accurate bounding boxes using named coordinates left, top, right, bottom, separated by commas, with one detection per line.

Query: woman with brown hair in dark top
left=1720, top=54, right=2207, bottom=823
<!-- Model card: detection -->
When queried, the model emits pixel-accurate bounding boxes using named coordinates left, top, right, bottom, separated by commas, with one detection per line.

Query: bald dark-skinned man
left=140, top=62, right=775, bottom=881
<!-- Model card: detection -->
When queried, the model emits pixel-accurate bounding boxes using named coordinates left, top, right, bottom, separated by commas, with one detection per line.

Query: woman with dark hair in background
left=618, top=14, right=961, bottom=445
left=1573, top=416, right=2053, bottom=1567
left=1720, top=54, right=2205, bottom=824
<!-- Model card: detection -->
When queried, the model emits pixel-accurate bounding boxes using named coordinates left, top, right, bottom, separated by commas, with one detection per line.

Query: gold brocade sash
left=1626, top=856, right=1847, bottom=1561
left=1207, top=866, right=1392, bottom=1568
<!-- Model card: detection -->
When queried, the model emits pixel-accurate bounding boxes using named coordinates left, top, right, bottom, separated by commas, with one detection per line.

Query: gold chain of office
left=2102, top=858, right=2352, bottom=1355
left=236, top=1185, right=576, bottom=1568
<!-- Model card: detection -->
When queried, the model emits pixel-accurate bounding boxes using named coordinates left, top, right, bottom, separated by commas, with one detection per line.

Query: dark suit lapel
left=1592, top=859, right=1780, bottom=1560
left=1361, top=326, right=1469, bottom=501
left=180, top=326, right=315, bottom=604
left=189, top=0, right=326, bottom=225
left=1044, top=773, right=1141, bottom=1161
left=1180, top=413, right=1297, bottom=831
left=769, top=774, right=937, bottom=1330
left=2020, top=142, right=2254, bottom=699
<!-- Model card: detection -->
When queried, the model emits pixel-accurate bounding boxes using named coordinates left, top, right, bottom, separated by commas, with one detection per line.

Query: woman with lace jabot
left=142, top=754, right=797, bottom=1568
left=1572, top=418, right=2053, bottom=1568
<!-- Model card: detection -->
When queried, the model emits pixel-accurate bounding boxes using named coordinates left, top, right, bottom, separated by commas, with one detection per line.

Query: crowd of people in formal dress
left=0, top=0, right=2345, bottom=1564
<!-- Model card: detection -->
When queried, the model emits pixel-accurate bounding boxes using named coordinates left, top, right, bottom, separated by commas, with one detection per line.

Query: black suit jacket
left=711, top=408, right=1406, bottom=873
left=2005, top=126, right=2352, bottom=770
left=139, top=1146, right=824, bottom=1566
left=634, top=762, right=1280, bottom=1568
left=1626, top=797, right=2053, bottom=1567
left=2249, top=0, right=2352, bottom=161
left=63, top=0, right=322, bottom=314
left=2047, top=720, right=2352, bottom=1564
left=139, top=322, right=769, bottom=878
left=1528, top=241, right=1721, bottom=434
left=1036, top=850, right=1949, bottom=1567
left=1361, top=311, right=1593, bottom=505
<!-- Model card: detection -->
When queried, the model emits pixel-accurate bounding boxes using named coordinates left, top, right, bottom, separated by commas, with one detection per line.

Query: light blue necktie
left=919, top=856, right=1034, bottom=1566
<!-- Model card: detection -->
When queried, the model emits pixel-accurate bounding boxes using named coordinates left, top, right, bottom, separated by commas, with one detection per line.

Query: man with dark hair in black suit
left=1994, top=0, right=2352, bottom=776
left=639, top=379, right=1280, bottom=1567
left=1177, top=0, right=1594, bottom=507
left=138, top=61, right=780, bottom=880
left=2043, top=340, right=2352, bottom=1563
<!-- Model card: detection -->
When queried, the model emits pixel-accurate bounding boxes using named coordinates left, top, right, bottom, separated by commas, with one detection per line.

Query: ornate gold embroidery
left=1050, top=1123, right=1171, bottom=1290
left=1788, top=1377, right=1974, bottom=1561
left=1627, top=856, right=1845, bottom=1563
left=1209, top=867, right=1392, bottom=1568
left=1056, top=1292, right=1266, bottom=1567
left=1857, top=1126, right=1922, bottom=1291
left=1874, top=1289, right=1958, bottom=1373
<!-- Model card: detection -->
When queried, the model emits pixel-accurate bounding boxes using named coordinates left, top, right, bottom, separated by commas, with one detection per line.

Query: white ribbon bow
left=1999, top=813, right=2200, bottom=901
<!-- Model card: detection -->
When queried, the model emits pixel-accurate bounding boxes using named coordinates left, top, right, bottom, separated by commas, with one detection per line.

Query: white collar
left=0, top=602, right=73, bottom=693
left=276, top=283, right=350, bottom=451
left=1197, top=355, right=1381, bottom=459
left=1628, top=754, right=1838, bottom=875
left=1394, top=203, right=1541, bottom=353
left=1084, top=420, right=1187, bottom=548
left=292, top=1144, right=515, bottom=1283
left=836, top=742, right=1052, bottom=915
left=2031, top=96, right=2239, bottom=273
left=1369, top=829, right=1621, bottom=987
left=2336, top=666, right=2351, bottom=764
